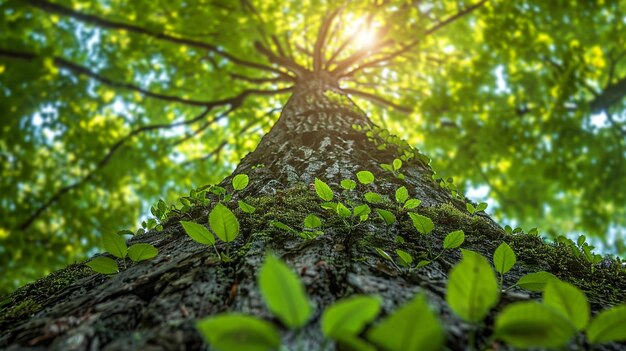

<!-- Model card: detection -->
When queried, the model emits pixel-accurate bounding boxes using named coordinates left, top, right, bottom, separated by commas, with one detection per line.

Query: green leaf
left=180, top=220, right=215, bottom=245
left=86, top=256, right=118, bottom=274
left=443, top=230, right=465, bottom=249
left=493, top=242, right=516, bottom=275
left=322, top=295, right=381, bottom=338
left=375, top=248, right=392, bottom=261
left=395, top=186, right=409, bottom=204
left=196, top=313, right=280, bottom=351
left=586, top=304, right=626, bottom=344
left=353, top=204, right=371, bottom=218
left=380, top=163, right=393, bottom=172
left=209, top=203, right=240, bottom=243
left=320, top=201, right=338, bottom=211
left=476, top=202, right=488, bottom=212
left=270, top=220, right=297, bottom=233
left=408, top=213, right=434, bottom=234
left=238, top=200, right=256, bottom=214
left=314, top=178, right=334, bottom=201
left=376, top=209, right=396, bottom=225
left=544, top=279, right=589, bottom=330
left=336, top=202, right=352, bottom=218
left=403, top=198, right=421, bottom=209
left=356, top=171, right=375, bottom=184
left=446, top=249, right=500, bottom=323
left=117, top=229, right=134, bottom=236
left=127, top=243, right=158, bottom=262
left=103, top=232, right=127, bottom=259
left=303, top=214, right=322, bottom=229
left=466, top=203, right=476, bottom=215
left=364, top=192, right=383, bottom=204
left=495, top=301, right=576, bottom=348
left=232, top=174, right=249, bottom=190
left=516, top=271, right=557, bottom=292
left=341, top=179, right=357, bottom=190
left=335, top=336, right=377, bottom=351
left=367, top=294, right=443, bottom=351
left=396, top=249, right=413, bottom=267
left=392, top=158, right=402, bottom=171
left=258, top=254, right=311, bottom=328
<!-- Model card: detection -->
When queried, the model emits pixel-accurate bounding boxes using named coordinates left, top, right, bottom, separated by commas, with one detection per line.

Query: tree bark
left=1, top=73, right=625, bottom=351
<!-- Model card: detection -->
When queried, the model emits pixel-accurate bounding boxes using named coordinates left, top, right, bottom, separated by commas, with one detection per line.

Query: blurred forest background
left=0, top=0, right=625, bottom=295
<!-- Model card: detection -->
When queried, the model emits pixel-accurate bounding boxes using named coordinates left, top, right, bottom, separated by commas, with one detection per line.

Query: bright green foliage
left=395, top=249, right=413, bottom=267
left=392, top=159, right=402, bottom=171
left=86, top=256, right=118, bottom=275
left=375, top=248, right=392, bottom=262
left=395, top=186, right=409, bottom=204
left=544, top=280, right=589, bottom=330
left=442, top=230, right=464, bottom=249
left=475, top=203, right=488, bottom=212
left=403, top=199, right=421, bottom=210
left=232, top=174, right=249, bottom=191
left=322, top=295, right=381, bottom=338
left=102, top=232, right=127, bottom=259
left=446, top=250, right=499, bottom=323
left=180, top=221, right=215, bottom=245
left=314, top=178, right=334, bottom=201
left=367, top=294, right=443, bottom=351
left=493, top=242, right=516, bottom=276
left=586, top=305, right=626, bottom=344
left=494, top=301, right=576, bottom=348
left=196, top=313, right=280, bottom=351
left=516, top=271, right=558, bottom=292
left=341, top=179, right=357, bottom=191
left=376, top=209, right=396, bottom=225
left=303, top=214, right=322, bottom=229
left=408, top=213, right=434, bottom=234
left=356, top=171, right=375, bottom=185
left=353, top=204, right=371, bottom=220
left=237, top=200, right=256, bottom=214
left=127, top=243, right=158, bottom=262
left=258, top=254, right=312, bottom=328
left=209, top=203, right=240, bottom=243
left=364, top=192, right=384, bottom=204
left=336, top=203, right=352, bottom=218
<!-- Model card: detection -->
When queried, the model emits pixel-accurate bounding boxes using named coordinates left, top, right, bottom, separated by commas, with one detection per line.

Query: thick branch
left=313, top=9, right=340, bottom=72
left=0, top=48, right=239, bottom=107
left=16, top=87, right=292, bottom=231
left=253, top=41, right=309, bottom=77
left=25, top=0, right=287, bottom=77
left=229, top=73, right=287, bottom=84
left=342, top=88, right=412, bottom=113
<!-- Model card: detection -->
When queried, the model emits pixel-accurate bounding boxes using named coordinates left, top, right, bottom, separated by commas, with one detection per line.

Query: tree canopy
left=1, top=0, right=625, bottom=294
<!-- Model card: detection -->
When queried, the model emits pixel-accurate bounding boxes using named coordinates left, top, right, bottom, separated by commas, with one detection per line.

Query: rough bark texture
left=1, top=74, right=625, bottom=351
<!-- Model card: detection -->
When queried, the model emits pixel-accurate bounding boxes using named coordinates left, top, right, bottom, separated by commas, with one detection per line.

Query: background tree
left=0, top=0, right=624, bottom=300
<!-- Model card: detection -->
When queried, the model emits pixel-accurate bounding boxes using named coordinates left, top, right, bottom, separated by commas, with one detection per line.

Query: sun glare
left=355, top=27, right=376, bottom=48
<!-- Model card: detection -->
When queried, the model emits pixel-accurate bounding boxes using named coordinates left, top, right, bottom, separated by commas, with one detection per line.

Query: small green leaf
left=375, top=248, right=392, bottom=261
left=416, top=260, right=430, bottom=267
left=103, top=232, right=127, bottom=259
left=403, top=198, right=421, bottom=209
left=544, top=280, right=589, bottom=330
left=180, top=220, right=215, bottom=245
left=322, top=295, right=381, bottom=338
left=320, top=201, right=338, bottom=211
left=86, top=256, right=118, bottom=274
left=232, top=174, right=249, bottom=190
left=380, top=163, right=393, bottom=172
left=408, top=213, right=434, bottom=234
left=127, top=243, right=158, bottom=262
left=577, top=235, right=586, bottom=247
left=376, top=209, right=396, bottom=225
left=314, top=178, right=334, bottom=201
left=395, top=186, right=409, bottom=204
left=238, top=200, right=256, bottom=214
left=476, top=202, right=488, bottom=212
left=493, top=242, right=516, bottom=275
left=528, top=227, right=539, bottom=236
left=466, top=203, right=476, bottom=215
left=304, top=214, right=322, bottom=229
left=356, top=171, right=375, bottom=184
left=446, top=249, right=500, bottom=323
left=495, top=301, right=576, bottom=348
left=364, top=192, right=383, bottom=204
left=270, top=220, right=297, bottom=233
left=396, top=249, right=413, bottom=267
left=392, top=158, right=402, bottom=171
left=516, top=271, right=558, bottom=292
left=196, top=313, right=280, bottom=351
left=336, top=202, right=352, bottom=218
left=586, top=304, right=626, bottom=344
left=335, top=336, right=376, bottom=351
left=443, top=230, right=465, bottom=249
left=353, top=204, right=371, bottom=218
left=258, top=255, right=312, bottom=328
left=209, top=203, right=240, bottom=243
left=341, top=179, right=357, bottom=190
left=367, top=294, right=443, bottom=351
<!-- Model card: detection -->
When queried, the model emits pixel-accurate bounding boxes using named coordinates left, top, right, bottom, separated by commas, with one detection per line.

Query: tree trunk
left=1, top=73, right=625, bottom=351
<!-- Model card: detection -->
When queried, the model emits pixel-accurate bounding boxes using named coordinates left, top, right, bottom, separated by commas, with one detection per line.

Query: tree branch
left=313, top=9, right=340, bottom=72
left=589, top=76, right=626, bottom=113
left=25, top=0, right=287, bottom=77
left=254, top=41, right=309, bottom=77
left=342, top=88, right=412, bottom=113
left=16, top=87, right=292, bottom=231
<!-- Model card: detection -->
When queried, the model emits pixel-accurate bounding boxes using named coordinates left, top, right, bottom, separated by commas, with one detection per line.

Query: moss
left=0, top=299, right=41, bottom=325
